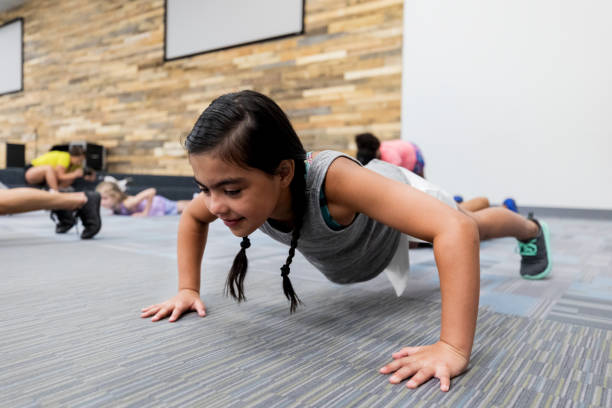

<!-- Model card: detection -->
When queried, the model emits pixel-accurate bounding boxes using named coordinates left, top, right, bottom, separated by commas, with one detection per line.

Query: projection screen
left=165, top=0, right=304, bottom=60
left=0, top=18, right=23, bottom=95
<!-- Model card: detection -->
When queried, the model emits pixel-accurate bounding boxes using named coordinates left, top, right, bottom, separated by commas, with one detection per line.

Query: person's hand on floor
left=140, top=289, right=207, bottom=322
left=379, top=340, right=469, bottom=391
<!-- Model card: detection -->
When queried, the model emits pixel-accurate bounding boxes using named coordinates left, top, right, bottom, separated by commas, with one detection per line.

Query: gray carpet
left=1, top=211, right=611, bottom=407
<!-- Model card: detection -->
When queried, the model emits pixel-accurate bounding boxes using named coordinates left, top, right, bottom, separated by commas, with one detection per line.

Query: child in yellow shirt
left=25, top=145, right=95, bottom=191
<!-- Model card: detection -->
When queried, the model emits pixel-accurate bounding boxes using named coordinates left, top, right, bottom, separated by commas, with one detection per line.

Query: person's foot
left=76, top=191, right=102, bottom=239
left=50, top=210, right=76, bottom=233
left=518, top=215, right=552, bottom=279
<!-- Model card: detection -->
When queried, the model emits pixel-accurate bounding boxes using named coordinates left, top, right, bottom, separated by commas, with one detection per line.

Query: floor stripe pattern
left=1, top=212, right=611, bottom=407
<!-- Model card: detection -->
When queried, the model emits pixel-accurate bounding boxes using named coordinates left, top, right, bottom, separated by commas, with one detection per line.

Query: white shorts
left=384, top=168, right=457, bottom=296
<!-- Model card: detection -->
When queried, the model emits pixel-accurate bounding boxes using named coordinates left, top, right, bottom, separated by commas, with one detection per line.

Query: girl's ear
left=276, top=159, right=295, bottom=188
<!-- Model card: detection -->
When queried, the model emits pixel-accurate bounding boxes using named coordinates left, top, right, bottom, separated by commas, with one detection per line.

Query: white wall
left=401, top=0, right=612, bottom=210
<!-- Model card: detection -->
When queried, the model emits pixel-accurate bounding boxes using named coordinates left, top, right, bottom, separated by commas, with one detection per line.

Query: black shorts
left=23, top=164, right=33, bottom=183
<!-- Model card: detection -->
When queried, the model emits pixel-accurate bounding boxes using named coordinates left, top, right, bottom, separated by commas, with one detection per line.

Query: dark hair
left=355, top=132, right=381, bottom=165
left=69, top=145, right=86, bottom=156
left=185, top=90, right=305, bottom=313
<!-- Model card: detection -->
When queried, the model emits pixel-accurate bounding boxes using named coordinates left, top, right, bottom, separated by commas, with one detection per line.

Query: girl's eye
left=199, top=187, right=210, bottom=195
left=225, top=189, right=241, bottom=197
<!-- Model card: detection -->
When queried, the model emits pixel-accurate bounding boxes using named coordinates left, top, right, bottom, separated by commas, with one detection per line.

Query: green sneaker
left=518, top=216, right=552, bottom=280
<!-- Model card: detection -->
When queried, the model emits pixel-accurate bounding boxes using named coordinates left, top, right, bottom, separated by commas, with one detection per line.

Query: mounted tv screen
left=165, top=0, right=303, bottom=60
left=0, top=18, right=23, bottom=95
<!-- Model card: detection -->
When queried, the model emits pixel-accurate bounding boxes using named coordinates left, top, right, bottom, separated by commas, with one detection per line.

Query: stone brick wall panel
left=0, top=0, right=402, bottom=174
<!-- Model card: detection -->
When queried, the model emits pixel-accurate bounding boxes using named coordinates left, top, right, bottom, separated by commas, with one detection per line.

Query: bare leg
left=176, top=200, right=190, bottom=214
left=24, top=165, right=60, bottom=190
left=0, top=188, right=86, bottom=215
left=458, top=197, right=490, bottom=212
left=460, top=206, right=538, bottom=241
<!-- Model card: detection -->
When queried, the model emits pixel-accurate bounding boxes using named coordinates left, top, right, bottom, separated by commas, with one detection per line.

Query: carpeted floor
left=1, top=211, right=611, bottom=407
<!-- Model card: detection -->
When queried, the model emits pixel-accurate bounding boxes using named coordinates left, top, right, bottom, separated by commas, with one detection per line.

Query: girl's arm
left=125, top=188, right=156, bottom=216
left=55, top=165, right=83, bottom=183
left=140, top=194, right=217, bottom=322
left=325, top=157, right=480, bottom=391
left=176, top=194, right=213, bottom=294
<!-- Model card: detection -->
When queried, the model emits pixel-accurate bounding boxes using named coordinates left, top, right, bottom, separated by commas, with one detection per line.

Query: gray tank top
left=258, top=150, right=408, bottom=284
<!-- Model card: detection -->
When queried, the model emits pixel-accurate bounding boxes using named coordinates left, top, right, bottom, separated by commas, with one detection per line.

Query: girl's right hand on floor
left=379, top=341, right=469, bottom=391
left=140, top=289, right=207, bottom=322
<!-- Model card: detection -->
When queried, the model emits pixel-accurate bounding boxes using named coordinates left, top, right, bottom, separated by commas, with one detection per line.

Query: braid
left=225, top=236, right=251, bottom=302
left=280, top=159, right=306, bottom=313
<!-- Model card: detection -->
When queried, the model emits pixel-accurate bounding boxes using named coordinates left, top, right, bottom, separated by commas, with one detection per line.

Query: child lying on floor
left=96, top=181, right=189, bottom=217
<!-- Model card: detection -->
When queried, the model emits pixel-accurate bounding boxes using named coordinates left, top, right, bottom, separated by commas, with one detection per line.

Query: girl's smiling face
left=189, top=152, right=294, bottom=237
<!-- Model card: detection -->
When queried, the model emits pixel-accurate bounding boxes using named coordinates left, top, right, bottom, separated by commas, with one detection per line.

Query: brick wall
left=0, top=0, right=403, bottom=174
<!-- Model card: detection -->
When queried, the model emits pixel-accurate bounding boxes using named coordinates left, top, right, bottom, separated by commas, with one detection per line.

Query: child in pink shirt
left=355, top=133, right=501, bottom=213
left=356, top=133, right=425, bottom=177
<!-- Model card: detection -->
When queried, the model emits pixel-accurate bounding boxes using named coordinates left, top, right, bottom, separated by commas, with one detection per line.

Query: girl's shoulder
left=306, top=151, right=361, bottom=186
left=308, top=150, right=357, bottom=165
left=308, top=150, right=362, bottom=172
left=311, top=150, right=363, bottom=188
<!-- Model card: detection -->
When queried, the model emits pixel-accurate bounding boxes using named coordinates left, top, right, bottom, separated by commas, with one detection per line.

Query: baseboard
left=518, top=206, right=612, bottom=220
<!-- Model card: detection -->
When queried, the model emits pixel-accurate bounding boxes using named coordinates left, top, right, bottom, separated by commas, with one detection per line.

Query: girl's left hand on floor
left=379, top=341, right=469, bottom=392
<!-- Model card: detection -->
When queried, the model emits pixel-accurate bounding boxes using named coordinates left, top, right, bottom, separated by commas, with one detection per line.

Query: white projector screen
left=165, top=0, right=304, bottom=60
left=0, top=18, right=23, bottom=95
